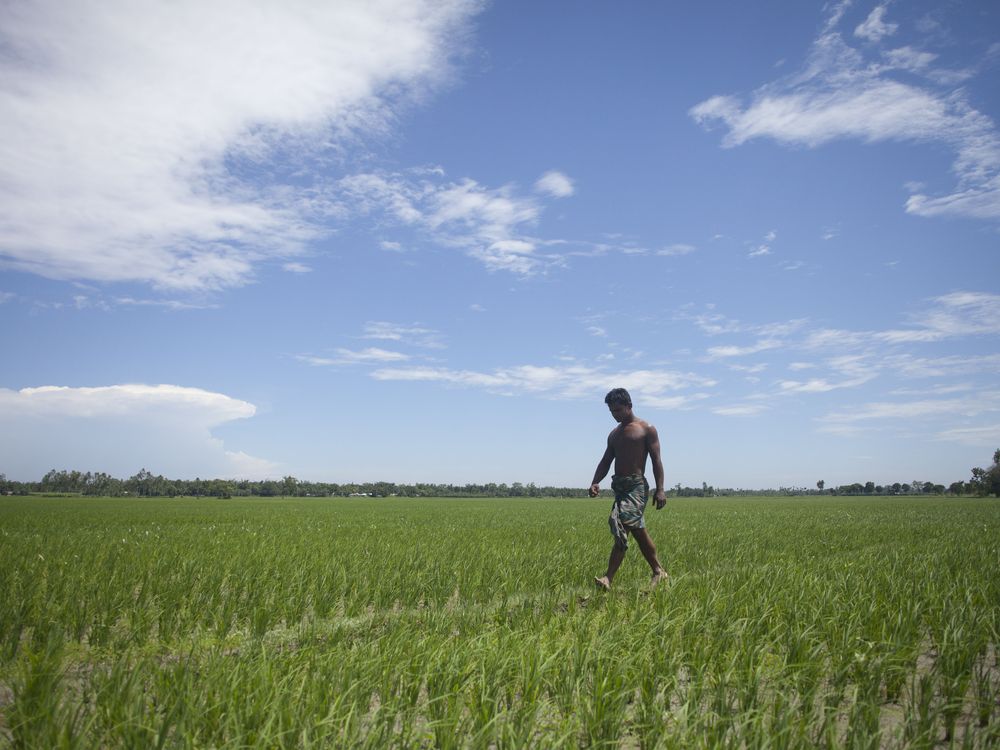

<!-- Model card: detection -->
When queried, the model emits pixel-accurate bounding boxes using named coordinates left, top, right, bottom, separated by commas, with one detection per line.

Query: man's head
left=604, top=388, right=633, bottom=423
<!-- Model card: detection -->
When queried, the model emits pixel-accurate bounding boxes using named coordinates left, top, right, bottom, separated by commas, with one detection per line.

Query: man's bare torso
left=609, top=418, right=651, bottom=476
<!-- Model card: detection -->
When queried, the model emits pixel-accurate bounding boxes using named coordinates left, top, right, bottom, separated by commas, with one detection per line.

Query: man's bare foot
left=650, top=569, right=669, bottom=588
left=594, top=576, right=611, bottom=591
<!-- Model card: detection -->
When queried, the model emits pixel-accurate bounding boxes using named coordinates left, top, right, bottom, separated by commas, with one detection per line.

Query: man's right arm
left=589, top=437, right=614, bottom=497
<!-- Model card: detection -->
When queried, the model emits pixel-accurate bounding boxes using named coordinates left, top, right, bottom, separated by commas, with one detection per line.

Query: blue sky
left=1, top=0, right=998, bottom=489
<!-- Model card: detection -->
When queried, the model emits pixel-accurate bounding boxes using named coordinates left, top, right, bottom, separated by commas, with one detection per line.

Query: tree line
left=1, top=450, right=997, bottom=499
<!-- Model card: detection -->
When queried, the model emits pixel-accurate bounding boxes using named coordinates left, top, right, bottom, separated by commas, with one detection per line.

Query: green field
left=1, top=495, right=998, bottom=748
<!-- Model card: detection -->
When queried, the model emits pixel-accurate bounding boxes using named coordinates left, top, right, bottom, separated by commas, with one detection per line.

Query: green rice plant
left=7, top=628, right=84, bottom=750
left=0, top=495, right=998, bottom=746
left=578, top=651, right=630, bottom=748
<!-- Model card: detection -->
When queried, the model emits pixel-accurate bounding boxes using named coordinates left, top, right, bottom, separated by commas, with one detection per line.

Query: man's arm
left=589, top=436, right=615, bottom=497
left=647, top=425, right=666, bottom=509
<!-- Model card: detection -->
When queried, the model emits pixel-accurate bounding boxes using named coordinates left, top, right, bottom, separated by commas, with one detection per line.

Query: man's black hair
left=604, top=388, right=632, bottom=407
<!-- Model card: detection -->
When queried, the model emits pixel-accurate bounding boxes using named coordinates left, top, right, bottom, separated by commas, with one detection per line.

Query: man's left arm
left=647, top=425, right=666, bottom=509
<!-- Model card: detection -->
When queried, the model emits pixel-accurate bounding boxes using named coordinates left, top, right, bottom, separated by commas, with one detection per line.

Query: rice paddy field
left=1, top=494, right=998, bottom=749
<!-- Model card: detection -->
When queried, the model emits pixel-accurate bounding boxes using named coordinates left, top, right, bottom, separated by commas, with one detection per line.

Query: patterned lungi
left=608, top=473, right=648, bottom=551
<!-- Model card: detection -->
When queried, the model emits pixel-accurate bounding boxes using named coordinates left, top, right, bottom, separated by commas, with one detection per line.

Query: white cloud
left=362, top=321, right=445, bottom=348
left=713, top=403, right=769, bottom=417
left=778, top=374, right=874, bottom=393
left=283, top=262, right=312, bottom=274
left=854, top=5, right=897, bottom=42
left=748, top=245, right=771, bottom=258
left=690, top=16, right=1000, bottom=220
left=657, top=244, right=696, bottom=256
left=886, top=353, right=1000, bottom=379
left=370, top=363, right=715, bottom=409
left=936, top=425, right=1000, bottom=447
left=297, top=348, right=410, bottom=366
left=801, top=292, right=1000, bottom=351
left=534, top=170, right=575, bottom=198
left=0, top=292, right=14, bottom=304
left=380, top=240, right=404, bottom=252
left=0, top=384, right=275, bottom=479
left=883, top=46, right=937, bottom=72
left=339, top=171, right=552, bottom=274
left=587, top=326, right=607, bottom=337
left=876, top=291, right=1000, bottom=343
left=789, top=362, right=816, bottom=371
left=0, top=0, right=479, bottom=289
left=115, top=297, right=219, bottom=311
left=821, top=391, right=1000, bottom=424
left=707, top=339, right=782, bottom=358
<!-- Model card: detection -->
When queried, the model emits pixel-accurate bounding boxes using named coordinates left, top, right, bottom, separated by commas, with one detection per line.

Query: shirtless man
left=589, top=388, right=669, bottom=590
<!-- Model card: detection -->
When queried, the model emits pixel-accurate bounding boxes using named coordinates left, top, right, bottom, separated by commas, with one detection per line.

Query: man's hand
left=589, top=483, right=600, bottom=497
left=654, top=488, right=666, bottom=510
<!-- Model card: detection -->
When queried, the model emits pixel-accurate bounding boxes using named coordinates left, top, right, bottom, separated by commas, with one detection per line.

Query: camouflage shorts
left=608, top=473, right=648, bottom=551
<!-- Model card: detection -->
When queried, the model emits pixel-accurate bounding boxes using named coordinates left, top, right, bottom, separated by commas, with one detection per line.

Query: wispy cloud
left=115, top=297, right=220, bottom=311
left=707, top=339, right=783, bottom=358
left=534, top=170, right=575, bottom=198
left=339, top=170, right=556, bottom=274
left=0, top=1, right=479, bottom=289
left=297, top=348, right=410, bottom=366
left=936, top=424, right=1000, bottom=447
left=283, top=262, right=312, bottom=274
left=820, top=391, right=1000, bottom=426
left=803, top=292, right=1000, bottom=350
left=690, top=5, right=1000, bottom=220
left=778, top=374, right=875, bottom=393
left=371, top=363, right=715, bottom=409
left=362, top=321, right=445, bottom=349
left=657, top=244, right=696, bottom=256
left=713, top=403, right=769, bottom=417
left=885, top=353, right=1000, bottom=379
left=854, top=4, right=897, bottom=43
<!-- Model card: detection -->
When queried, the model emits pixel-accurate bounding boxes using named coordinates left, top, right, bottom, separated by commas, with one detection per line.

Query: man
left=589, top=387, right=669, bottom=590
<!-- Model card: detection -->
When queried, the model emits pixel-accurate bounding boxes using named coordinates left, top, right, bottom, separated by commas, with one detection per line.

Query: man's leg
left=631, top=528, right=668, bottom=585
left=595, top=542, right=626, bottom=590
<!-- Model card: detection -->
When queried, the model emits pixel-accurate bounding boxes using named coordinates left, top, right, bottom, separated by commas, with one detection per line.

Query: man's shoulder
left=639, top=419, right=658, bottom=436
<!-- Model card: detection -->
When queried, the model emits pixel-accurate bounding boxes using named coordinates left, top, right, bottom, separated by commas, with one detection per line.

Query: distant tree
left=948, top=481, right=965, bottom=496
left=864, top=481, right=875, bottom=495
left=816, top=480, right=825, bottom=492
left=969, top=449, right=1000, bottom=497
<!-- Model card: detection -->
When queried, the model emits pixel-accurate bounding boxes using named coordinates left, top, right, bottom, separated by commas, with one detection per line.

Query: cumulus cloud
left=534, top=170, right=575, bottom=198
left=0, top=384, right=275, bottom=479
left=690, top=6, right=1000, bottom=220
left=0, top=0, right=479, bottom=289
left=370, top=363, right=715, bottom=409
